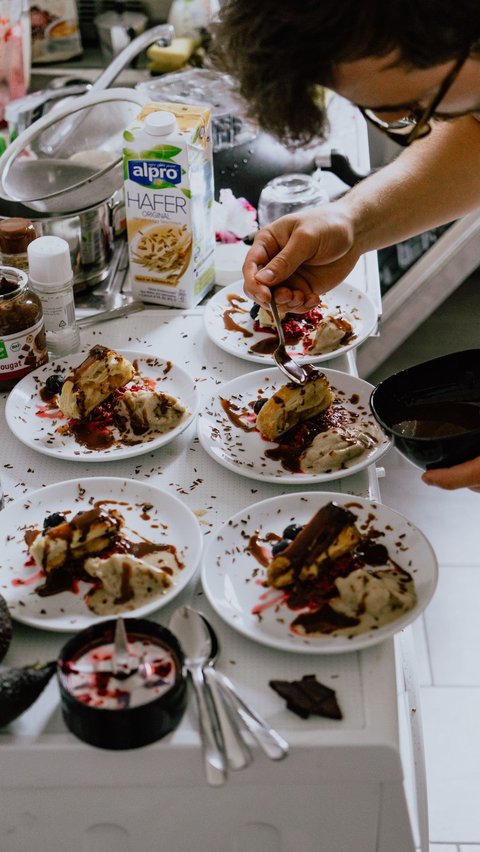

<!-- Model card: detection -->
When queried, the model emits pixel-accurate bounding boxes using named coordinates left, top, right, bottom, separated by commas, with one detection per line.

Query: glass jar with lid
left=0, top=266, right=48, bottom=391
left=0, top=217, right=37, bottom=270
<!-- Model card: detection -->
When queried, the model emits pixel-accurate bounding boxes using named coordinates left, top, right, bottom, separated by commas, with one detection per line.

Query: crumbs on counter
left=269, top=674, right=343, bottom=720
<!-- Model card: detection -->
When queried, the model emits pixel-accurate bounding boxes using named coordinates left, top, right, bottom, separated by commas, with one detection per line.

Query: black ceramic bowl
left=370, top=349, right=480, bottom=470
left=57, top=618, right=187, bottom=750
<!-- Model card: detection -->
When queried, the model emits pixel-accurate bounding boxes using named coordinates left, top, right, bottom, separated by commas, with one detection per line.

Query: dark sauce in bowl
left=392, top=401, right=480, bottom=438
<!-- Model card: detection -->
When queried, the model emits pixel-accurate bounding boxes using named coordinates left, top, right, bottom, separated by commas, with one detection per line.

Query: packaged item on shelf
left=0, top=0, right=31, bottom=149
left=123, top=103, right=215, bottom=308
left=0, top=217, right=37, bottom=270
left=27, top=236, right=80, bottom=358
left=0, top=266, right=48, bottom=391
left=29, top=0, right=82, bottom=64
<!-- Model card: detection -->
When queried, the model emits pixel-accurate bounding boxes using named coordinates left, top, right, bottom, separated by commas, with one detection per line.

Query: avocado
left=0, top=594, right=12, bottom=663
left=0, top=661, right=56, bottom=727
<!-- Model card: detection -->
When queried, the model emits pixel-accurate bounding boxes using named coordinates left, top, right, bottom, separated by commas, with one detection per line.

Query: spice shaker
left=0, top=266, right=48, bottom=391
left=27, top=236, right=80, bottom=359
left=0, top=217, right=37, bottom=270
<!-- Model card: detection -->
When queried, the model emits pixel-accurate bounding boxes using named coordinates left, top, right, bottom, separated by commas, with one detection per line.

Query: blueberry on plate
left=271, top=539, right=290, bottom=556
left=282, top=523, right=303, bottom=540
left=253, top=398, right=268, bottom=414
left=44, top=375, right=64, bottom=396
left=249, top=303, right=260, bottom=320
left=43, top=513, right=67, bottom=530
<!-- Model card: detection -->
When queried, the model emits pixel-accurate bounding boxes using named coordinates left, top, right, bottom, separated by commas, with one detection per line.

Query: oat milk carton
left=123, top=103, right=215, bottom=307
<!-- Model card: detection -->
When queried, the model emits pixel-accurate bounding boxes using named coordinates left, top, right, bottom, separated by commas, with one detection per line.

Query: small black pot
left=57, top=618, right=187, bottom=750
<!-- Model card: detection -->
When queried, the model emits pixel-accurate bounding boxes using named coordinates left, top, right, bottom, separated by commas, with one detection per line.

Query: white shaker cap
left=144, top=111, right=177, bottom=136
left=27, top=236, right=73, bottom=288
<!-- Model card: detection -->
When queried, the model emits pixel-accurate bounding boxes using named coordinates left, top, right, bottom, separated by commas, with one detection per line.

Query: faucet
left=89, top=24, right=174, bottom=92
left=4, top=24, right=175, bottom=139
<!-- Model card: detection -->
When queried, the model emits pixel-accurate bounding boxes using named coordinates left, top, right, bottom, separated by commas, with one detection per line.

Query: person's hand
left=243, top=204, right=359, bottom=311
left=422, top=457, right=480, bottom=492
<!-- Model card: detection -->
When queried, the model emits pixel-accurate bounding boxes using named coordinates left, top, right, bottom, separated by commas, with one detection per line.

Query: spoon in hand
left=269, top=296, right=310, bottom=385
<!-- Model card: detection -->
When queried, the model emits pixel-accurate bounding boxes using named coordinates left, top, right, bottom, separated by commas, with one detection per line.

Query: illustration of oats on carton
left=123, top=103, right=216, bottom=308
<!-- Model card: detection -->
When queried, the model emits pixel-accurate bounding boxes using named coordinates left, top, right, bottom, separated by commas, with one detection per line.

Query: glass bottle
left=0, top=217, right=37, bottom=270
left=27, top=236, right=80, bottom=359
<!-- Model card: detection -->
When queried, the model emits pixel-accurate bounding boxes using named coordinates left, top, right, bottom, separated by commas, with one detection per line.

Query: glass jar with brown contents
left=0, top=266, right=48, bottom=392
left=0, top=218, right=37, bottom=271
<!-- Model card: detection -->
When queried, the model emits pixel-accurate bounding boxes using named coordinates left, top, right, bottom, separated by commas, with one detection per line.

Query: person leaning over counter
left=212, top=0, right=480, bottom=493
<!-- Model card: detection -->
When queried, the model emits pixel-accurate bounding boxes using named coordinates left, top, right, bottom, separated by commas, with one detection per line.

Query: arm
left=244, top=116, right=480, bottom=308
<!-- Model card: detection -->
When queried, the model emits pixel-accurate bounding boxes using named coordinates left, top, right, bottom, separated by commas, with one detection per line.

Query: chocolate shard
left=269, top=674, right=343, bottom=720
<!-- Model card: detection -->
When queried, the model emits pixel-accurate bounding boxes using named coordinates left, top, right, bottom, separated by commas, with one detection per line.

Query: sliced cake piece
left=28, top=508, right=122, bottom=574
left=58, top=345, right=134, bottom=420
left=256, top=371, right=334, bottom=441
left=266, top=501, right=360, bottom=589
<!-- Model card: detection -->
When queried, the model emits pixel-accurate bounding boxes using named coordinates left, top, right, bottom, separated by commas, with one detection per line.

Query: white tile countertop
left=0, top=309, right=420, bottom=852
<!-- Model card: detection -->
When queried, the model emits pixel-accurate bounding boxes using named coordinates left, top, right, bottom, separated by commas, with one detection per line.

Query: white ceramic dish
left=197, top=366, right=390, bottom=484
left=0, top=477, right=203, bottom=631
left=203, top=280, right=378, bottom=364
left=202, top=491, right=438, bottom=654
left=5, top=349, right=198, bottom=462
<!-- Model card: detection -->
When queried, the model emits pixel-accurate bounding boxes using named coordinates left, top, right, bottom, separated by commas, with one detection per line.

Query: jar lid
left=0, top=218, right=36, bottom=254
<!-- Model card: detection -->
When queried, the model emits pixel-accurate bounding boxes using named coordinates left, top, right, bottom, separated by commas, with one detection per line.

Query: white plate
left=202, top=491, right=438, bottom=654
left=197, top=367, right=390, bottom=484
left=5, top=349, right=198, bottom=462
left=0, top=477, right=203, bottom=631
left=204, top=280, right=377, bottom=364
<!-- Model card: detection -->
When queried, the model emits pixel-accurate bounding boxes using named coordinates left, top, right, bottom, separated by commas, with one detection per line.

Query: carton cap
left=144, top=111, right=177, bottom=136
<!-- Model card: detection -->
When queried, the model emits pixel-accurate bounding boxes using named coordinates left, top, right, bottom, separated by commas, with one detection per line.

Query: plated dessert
left=0, top=477, right=203, bottom=631
left=25, top=504, right=180, bottom=616
left=261, top=501, right=417, bottom=637
left=201, top=491, right=438, bottom=653
left=198, top=367, right=388, bottom=483
left=204, top=280, right=378, bottom=365
left=5, top=346, right=198, bottom=461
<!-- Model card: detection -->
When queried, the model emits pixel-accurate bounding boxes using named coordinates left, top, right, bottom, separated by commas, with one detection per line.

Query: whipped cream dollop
left=300, top=422, right=382, bottom=473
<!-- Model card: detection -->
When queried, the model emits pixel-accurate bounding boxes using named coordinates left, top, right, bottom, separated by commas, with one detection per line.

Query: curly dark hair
left=212, top=0, right=480, bottom=145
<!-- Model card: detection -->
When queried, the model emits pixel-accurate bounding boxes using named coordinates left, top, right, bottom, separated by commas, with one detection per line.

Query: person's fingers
left=421, top=456, right=480, bottom=490
left=242, top=230, right=282, bottom=304
left=254, top=231, right=317, bottom=288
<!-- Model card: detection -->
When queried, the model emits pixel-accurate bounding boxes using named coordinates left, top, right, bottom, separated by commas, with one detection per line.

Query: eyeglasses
left=359, top=48, right=470, bottom=147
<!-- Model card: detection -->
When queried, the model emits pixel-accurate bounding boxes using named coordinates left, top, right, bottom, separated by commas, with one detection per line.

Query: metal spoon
left=199, top=618, right=252, bottom=771
left=269, top=296, right=310, bottom=386
left=199, top=614, right=289, bottom=761
left=169, top=606, right=227, bottom=787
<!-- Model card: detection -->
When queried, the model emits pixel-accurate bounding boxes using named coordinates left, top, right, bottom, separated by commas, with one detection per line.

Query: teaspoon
left=169, top=606, right=227, bottom=787
left=199, top=613, right=289, bottom=761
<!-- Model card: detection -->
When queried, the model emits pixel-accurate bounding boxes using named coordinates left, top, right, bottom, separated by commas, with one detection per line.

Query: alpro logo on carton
left=128, top=159, right=182, bottom=188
